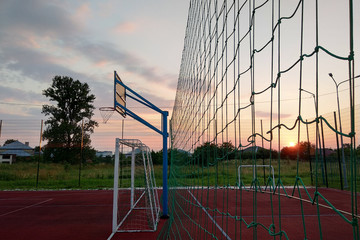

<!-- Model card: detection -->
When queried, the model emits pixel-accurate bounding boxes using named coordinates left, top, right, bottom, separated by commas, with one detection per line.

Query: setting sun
left=289, top=142, right=295, bottom=147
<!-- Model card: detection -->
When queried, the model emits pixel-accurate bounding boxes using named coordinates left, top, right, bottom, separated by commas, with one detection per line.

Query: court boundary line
left=177, top=186, right=359, bottom=219
left=187, top=190, right=231, bottom=240
left=0, top=198, right=53, bottom=217
left=243, top=188, right=360, bottom=219
left=214, top=213, right=344, bottom=218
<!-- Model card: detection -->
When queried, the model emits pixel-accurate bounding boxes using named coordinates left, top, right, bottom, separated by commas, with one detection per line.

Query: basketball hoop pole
left=114, top=71, right=169, bottom=218
left=161, top=111, right=169, bottom=218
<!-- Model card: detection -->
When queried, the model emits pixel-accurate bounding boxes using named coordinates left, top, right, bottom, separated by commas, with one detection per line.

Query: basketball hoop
left=99, top=107, right=115, bottom=124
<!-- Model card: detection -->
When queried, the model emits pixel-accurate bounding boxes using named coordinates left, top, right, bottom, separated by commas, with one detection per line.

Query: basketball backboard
left=114, top=72, right=126, bottom=117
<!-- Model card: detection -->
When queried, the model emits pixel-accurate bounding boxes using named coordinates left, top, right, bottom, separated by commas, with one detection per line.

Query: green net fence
left=159, top=0, right=359, bottom=239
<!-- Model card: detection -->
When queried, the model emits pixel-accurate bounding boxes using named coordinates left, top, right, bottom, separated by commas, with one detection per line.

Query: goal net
left=109, top=138, right=160, bottom=238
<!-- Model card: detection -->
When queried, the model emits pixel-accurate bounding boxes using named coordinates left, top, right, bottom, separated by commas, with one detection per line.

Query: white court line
left=215, top=213, right=341, bottom=218
left=0, top=198, right=53, bottom=217
left=187, top=190, right=231, bottom=240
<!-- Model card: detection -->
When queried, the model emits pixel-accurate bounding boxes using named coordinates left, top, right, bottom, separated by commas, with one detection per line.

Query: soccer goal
left=108, top=138, right=160, bottom=239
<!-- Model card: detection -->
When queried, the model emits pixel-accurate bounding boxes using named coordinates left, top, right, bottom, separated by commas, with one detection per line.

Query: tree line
left=178, top=141, right=360, bottom=166
left=3, top=75, right=359, bottom=165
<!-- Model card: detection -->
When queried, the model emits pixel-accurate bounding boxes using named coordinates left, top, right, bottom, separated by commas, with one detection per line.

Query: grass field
left=173, top=159, right=312, bottom=188
left=0, top=159, right=316, bottom=190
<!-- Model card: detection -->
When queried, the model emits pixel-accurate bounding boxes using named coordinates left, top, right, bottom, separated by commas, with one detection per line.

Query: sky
left=0, top=0, right=359, bottom=152
left=170, top=0, right=360, bottom=151
left=0, top=0, right=190, bottom=151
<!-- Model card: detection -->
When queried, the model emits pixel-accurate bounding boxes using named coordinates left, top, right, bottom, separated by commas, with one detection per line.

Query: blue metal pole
left=114, top=71, right=169, bottom=218
left=161, top=111, right=169, bottom=218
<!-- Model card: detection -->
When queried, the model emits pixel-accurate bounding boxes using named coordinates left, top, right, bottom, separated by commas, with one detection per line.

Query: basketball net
left=99, top=107, right=115, bottom=124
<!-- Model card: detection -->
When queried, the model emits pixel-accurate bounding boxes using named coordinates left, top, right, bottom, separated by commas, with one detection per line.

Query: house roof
left=242, top=146, right=264, bottom=153
left=1, top=149, right=32, bottom=157
left=0, top=141, right=33, bottom=150
left=124, top=148, right=142, bottom=156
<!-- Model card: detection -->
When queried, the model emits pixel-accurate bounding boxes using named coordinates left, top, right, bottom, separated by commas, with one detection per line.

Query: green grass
left=0, top=159, right=341, bottom=190
left=0, top=162, right=166, bottom=190
left=173, top=159, right=313, bottom=188
left=0, top=162, right=115, bottom=190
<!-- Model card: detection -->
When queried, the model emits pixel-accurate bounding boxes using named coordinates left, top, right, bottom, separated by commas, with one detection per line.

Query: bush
left=42, top=146, right=97, bottom=164
left=93, top=155, right=113, bottom=164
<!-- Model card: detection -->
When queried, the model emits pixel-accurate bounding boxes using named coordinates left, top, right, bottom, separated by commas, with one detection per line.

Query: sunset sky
left=0, top=0, right=189, bottom=151
left=0, top=0, right=359, bottom=152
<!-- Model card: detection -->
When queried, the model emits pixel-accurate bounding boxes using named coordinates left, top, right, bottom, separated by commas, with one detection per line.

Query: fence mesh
left=159, top=0, right=359, bottom=239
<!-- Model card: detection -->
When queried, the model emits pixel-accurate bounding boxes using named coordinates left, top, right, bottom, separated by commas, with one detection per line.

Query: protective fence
left=0, top=119, right=116, bottom=189
left=0, top=106, right=358, bottom=192
left=0, top=114, right=164, bottom=190
left=159, top=0, right=359, bottom=239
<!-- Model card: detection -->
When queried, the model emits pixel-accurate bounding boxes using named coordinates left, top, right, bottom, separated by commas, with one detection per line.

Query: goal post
left=108, top=138, right=160, bottom=239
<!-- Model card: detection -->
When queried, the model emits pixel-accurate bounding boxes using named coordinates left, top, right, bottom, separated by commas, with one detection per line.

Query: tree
left=280, top=141, right=315, bottom=161
left=42, top=76, right=98, bottom=163
left=3, top=139, right=18, bottom=146
left=193, top=142, right=218, bottom=166
left=151, top=150, right=163, bottom=165
left=219, top=141, right=236, bottom=159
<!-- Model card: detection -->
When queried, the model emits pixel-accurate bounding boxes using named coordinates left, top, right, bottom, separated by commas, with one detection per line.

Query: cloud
left=0, top=0, right=178, bottom=119
left=0, top=85, right=45, bottom=117
left=256, top=110, right=292, bottom=119
left=0, top=0, right=80, bottom=38
left=0, top=84, right=43, bottom=102
left=1, top=46, right=78, bottom=83
left=0, top=0, right=85, bottom=82
left=72, top=3, right=91, bottom=27
left=113, top=22, right=138, bottom=34
left=0, top=0, right=178, bottom=89
left=71, top=40, right=178, bottom=89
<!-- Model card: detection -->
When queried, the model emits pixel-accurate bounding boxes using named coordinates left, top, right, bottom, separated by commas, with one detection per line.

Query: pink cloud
left=5, top=31, right=42, bottom=49
left=72, top=3, right=91, bottom=26
left=95, top=60, right=109, bottom=67
left=113, top=22, right=138, bottom=34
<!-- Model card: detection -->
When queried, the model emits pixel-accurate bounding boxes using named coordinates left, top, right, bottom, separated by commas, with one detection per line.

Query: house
left=242, top=146, right=261, bottom=153
left=124, top=148, right=142, bottom=158
left=96, top=151, right=113, bottom=158
left=0, top=141, right=34, bottom=164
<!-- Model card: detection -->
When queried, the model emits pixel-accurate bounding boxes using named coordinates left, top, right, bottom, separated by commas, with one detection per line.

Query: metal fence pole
left=36, top=120, right=43, bottom=188
left=320, top=118, right=328, bottom=188
left=333, top=111, right=343, bottom=190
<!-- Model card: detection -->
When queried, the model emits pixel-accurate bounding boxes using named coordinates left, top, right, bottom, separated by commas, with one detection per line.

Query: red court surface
left=0, top=190, right=165, bottom=240
left=0, top=188, right=359, bottom=240
left=163, top=187, right=360, bottom=240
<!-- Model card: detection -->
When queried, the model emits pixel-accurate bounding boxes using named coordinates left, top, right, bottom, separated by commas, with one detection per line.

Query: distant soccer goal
left=108, top=138, right=160, bottom=239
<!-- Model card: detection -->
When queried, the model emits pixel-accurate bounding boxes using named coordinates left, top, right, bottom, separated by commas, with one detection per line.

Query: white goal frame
left=108, top=138, right=160, bottom=240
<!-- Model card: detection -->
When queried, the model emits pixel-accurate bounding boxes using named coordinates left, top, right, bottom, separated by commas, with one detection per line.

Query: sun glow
left=289, top=142, right=295, bottom=147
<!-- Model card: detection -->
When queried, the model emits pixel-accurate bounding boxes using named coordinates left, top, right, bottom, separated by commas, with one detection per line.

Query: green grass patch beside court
left=0, top=159, right=338, bottom=190
left=174, top=159, right=313, bottom=187
left=0, top=162, right=114, bottom=190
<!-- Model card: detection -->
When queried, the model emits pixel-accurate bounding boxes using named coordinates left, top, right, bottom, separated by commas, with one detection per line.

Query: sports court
left=0, top=190, right=166, bottom=240
left=0, top=188, right=358, bottom=239
left=162, top=187, right=360, bottom=239
left=1, top=0, right=359, bottom=239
